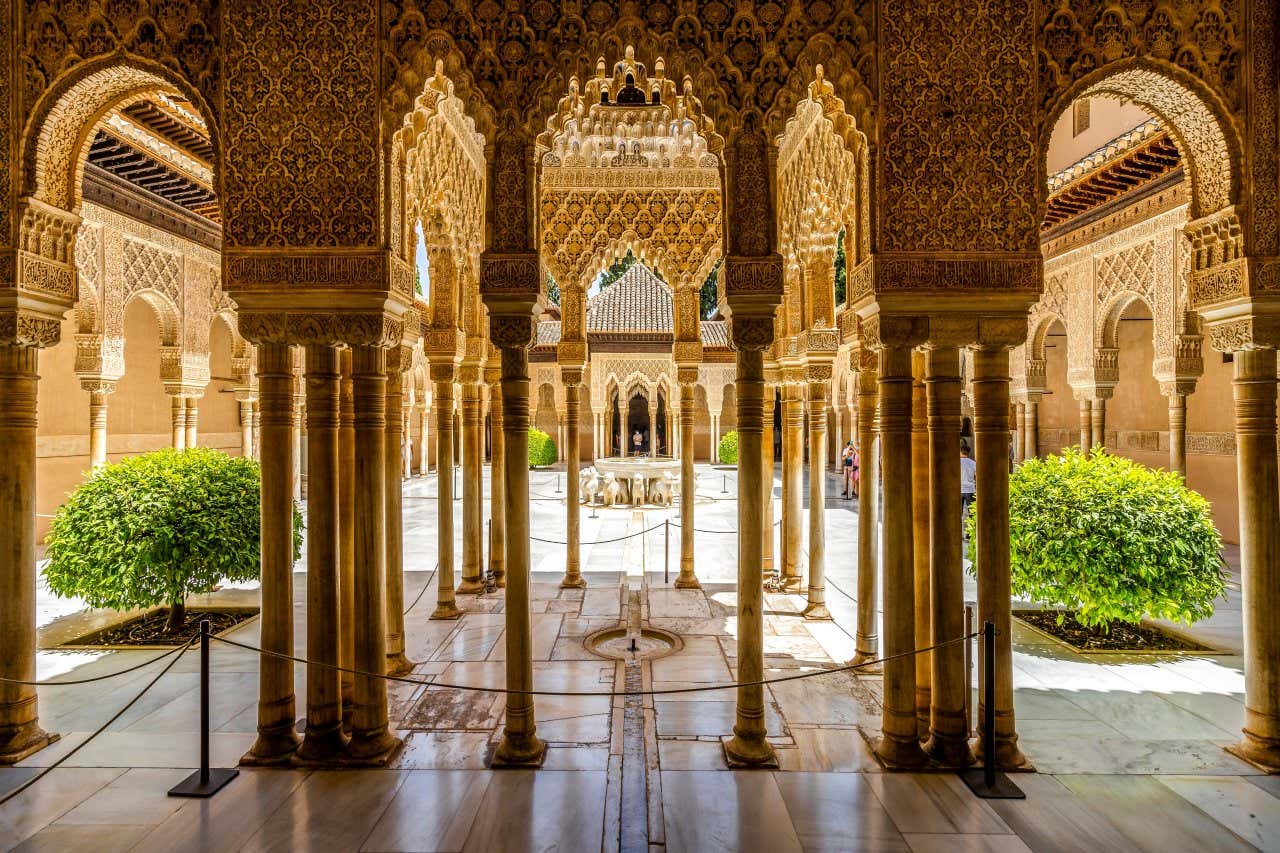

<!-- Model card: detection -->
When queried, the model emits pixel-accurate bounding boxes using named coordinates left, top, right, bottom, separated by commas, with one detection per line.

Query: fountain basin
left=584, top=626, right=682, bottom=661
left=582, top=456, right=682, bottom=506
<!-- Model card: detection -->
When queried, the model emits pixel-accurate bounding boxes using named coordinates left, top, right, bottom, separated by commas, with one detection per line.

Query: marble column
left=492, top=339, right=545, bottom=767
left=875, top=342, right=926, bottom=768
left=346, top=344, right=400, bottom=763
left=1167, top=391, right=1187, bottom=476
left=252, top=401, right=261, bottom=460
left=338, top=350, right=356, bottom=722
left=84, top=382, right=115, bottom=469
left=561, top=371, right=586, bottom=589
left=240, top=397, right=255, bottom=458
left=648, top=403, right=659, bottom=458
left=1090, top=396, right=1107, bottom=451
left=556, top=415, right=565, bottom=462
left=458, top=374, right=485, bottom=594
left=1012, top=402, right=1024, bottom=464
left=292, top=392, right=304, bottom=501
left=804, top=374, right=831, bottom=619
left=1078, top=397, right=1092, bottom=449
left=429, top=364, right=460, bottom=619
left=1024, top=399, right=1039, bottom=460
left=488, top=366, right=506, bottom=587
left=710, top=413, right=720, bottom=461
left=971, top=345, right=1024, bottom=769
left=830, top=406, right=841, bottom=470
left=923, top=345, right=970, bottom=766
left=677, top=369, right=700, bottom=589
left=761, top=382, right=777, bottom=578
left=723, top=334, right=778, bottom=768
left=853, top=368, right=880, bottom=664
left=780, top=379, right=804, bottom=591
left=384, top=362, right=412, bottom=676
left=170, top=395, right=187, bottom=450
left=297, top=344, right=346, bottom=762
left=0, top=345, right=57, bottom=763
left=911, top=354, right=931, bottom=732
left=1228, top=348, right=1280, bottom=771
left=244, top=342, right=300, bottom=764
left=419, top=405, right=430, bottom=474
left=402, top=408, right=413, bottom=480
left=453, top=405, right=461, bottom=467
left=184, top=396, right=199, bottom=448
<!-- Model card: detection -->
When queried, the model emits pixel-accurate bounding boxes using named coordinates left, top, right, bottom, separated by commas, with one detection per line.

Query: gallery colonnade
left=2, top=2, right=1278, bottom=779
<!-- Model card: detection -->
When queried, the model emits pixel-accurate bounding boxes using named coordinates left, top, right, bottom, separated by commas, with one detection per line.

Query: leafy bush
left=528, top=427, right=557, bottom=467
left=966, top=447, right=1225, bottom=629
left=44, top=448, right=303, bottom=634
left=718, top=430, right=739, bottom=465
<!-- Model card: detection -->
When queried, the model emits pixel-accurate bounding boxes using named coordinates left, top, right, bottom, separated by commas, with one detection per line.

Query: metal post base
left=960, top=767, right=1025, bottom=799
left=168, top=767, right=239, bottom=798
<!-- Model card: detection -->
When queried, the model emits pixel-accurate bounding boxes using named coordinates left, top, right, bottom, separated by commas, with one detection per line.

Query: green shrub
left=44, top=448, right=303, bottom=634
left=528, top=427, right=557, bottom=467
left=965, top=447, right=1225, bottom=629
left=718, top=430, right=739, bottom=465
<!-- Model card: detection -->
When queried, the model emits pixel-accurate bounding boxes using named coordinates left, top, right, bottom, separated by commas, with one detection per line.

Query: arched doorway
left=626, top=393, right=650, bottom=456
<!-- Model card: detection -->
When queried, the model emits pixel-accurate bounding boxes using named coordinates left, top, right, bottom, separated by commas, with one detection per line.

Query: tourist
left=632, top=428, right=643, bottom=456
left=960, top=442, right=976, bottom=536
left=841, top=441, right=857, bottom=499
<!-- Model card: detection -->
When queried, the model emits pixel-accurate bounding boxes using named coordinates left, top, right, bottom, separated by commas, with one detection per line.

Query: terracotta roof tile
left=537, top=320, right=561, bottom=345
left=699, top=320, right=728, bottom=347
left=586, top=263, right=672, bottom=333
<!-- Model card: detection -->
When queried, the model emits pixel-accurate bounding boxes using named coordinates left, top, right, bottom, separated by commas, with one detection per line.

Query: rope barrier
left=209, top=632, right=976, bottom=698
left=0, top=634, right=197, bottom=808
left=0, top=641, right=193, bottom=687
left=403, top=563, right=440, bottom=616
left=530, top=521, right=668, bottom=546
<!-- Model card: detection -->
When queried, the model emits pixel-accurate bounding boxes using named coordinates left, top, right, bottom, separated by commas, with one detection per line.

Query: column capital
left=1204, top=312, right=1280, bottom=352
left=484, top=363, right=502, bottom=386
left=237, top=309, right=405, bottom=348
left=458, top=364, right=483, bottom=385
left=78, top=377, right=118, bottom=396
left=677, top=365, right=700, bottom=386
left=1159, top=379, right=1198, bottom=398
left=729, top=315, right=776, bottom=352
left=560, top=365, right=584, bottom=386
left=673, top=341, right=703, bottom=364
left=556, top=340, right=587, bottom=368
left=0, top=312, right=61, bottom=349
left=428, top=361, right=457, bottom=383
left=859, top=314, right=928, bottom=351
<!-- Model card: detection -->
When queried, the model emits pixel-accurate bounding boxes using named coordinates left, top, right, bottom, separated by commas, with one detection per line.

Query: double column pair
left=244, top=338, right=401, bottom=767
left=774, top=368, right=832, bottom=618
left=870, top=325, right=1023, bottom=771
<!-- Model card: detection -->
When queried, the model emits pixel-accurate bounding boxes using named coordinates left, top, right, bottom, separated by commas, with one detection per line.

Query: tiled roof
left=537, top=320, right=561, bottom=346
left=700, top=320, right=728, bottom=347
left=587, top=263, right=672, bottom=333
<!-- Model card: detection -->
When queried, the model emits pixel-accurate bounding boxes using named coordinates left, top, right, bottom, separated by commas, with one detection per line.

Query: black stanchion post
left=664, top=518, right=669, bottom=584
left=453, top=465, right=459, bottom=500
left=721, top=474, right=727, bottom=494
left=960, top=621, right=1024, bottom=799
left=964, top=602, right=975, bottom=734
left=555, top=474, right=562, bottom=494
left=169, top=620, right=238, bottom=798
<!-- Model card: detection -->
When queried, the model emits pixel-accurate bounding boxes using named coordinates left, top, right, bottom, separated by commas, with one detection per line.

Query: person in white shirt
left=960, top=442, right=977, bottom=536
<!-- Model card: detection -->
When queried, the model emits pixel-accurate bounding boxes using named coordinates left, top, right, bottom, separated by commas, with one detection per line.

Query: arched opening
left=1104, top=296, right=1163, bottom=462
left=625, top=393, right=650, bottom=456
left=111, top=295, right=176, bottom=446
left=206, top=317, right=243, bottom=455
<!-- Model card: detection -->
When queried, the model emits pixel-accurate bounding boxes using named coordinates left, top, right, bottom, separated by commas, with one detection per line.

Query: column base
left=850, top=648, right=883, bottom=673
left=973, top=734, right=1031, bottom=772
left=801, top=601, right=831, bottom=620
left=492, top=572, right=506, bottom=589
left=873, top=732, right=928, bottom=769
left=771, top=574, right=803, bottom=593
left=559, top=573, right=587, bottom=590
left=1227, top=733, right=1280, bottom=774
left=385, top=653, right=414, bottom=678
left=923, top=731, right=974, bottom=769
left=490, top=731, right=547, bottom=768
left=673, top=572, right=701, bottom=590
left=0, top=724, right=59, bottom=765
left=430, top=601, right=462, bottom=620
left=296, top=723, right=348, bottom=764
left=343, top=731, right=404, bottom=767
left=721, top=732, right=780, bottom=769
left=456, top=577, right=487, bottom=595
left=240, top=725, right=301, bottom=766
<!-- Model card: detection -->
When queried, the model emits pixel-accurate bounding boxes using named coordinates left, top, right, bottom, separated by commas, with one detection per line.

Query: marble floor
left=2, top=465, right=1274, bottom=852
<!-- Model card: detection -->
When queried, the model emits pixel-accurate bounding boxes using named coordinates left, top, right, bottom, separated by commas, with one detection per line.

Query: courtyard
left=0, top=466, right=1273, bottom=852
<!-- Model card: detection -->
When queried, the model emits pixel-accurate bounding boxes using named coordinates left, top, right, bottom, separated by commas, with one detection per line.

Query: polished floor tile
left=461, top=770, right=607, bottom=853
left=774, top=772, right=908, bottom=852
left=661, top=770, right=802, bottom=853
left=361, top=770, right=491, bottom=852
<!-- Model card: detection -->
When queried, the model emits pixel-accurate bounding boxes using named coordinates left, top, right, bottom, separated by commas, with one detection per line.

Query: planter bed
left=1013, top=609, right=1219, bottom=654
left=58, top=606, right=259, bottom=649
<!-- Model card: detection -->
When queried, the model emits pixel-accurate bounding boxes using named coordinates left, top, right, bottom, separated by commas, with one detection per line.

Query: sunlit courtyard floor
left=3, top=466, right=1277, bottom=851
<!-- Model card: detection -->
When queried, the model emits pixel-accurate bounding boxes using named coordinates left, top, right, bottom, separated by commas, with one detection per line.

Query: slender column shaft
left=724, top=346, right=777, bottom=767
left=804, top=380, right=830, bottom=619
left=972, top=346, right=1024, bottom=768
left=489, top=376, right=507, bottom=587
left=292, top=395, right=304, bottom=501
left=875, top=344, right=925, bottom=767
left=923, top=346, right=970, bottom=765
left=384, top=368, right=411, bottom=676
left=711, top=413, right=720, bottom=461
left=677, top=377, right=700, bottom=588
left=562, top=380, right=585, bottom=588
left=170, top=396, right=187, bottom=450
left=346, top=345, right=398, bottom=761
left=493, top=345, right=545, bottom=766
left=252, top=402, right=261, bottom=460
left=1078, top=398, right=1092, bottom=449
left=910, top=358, right=930, bottom=732
left=240, top=399, right=254, bottom=457
left=403, top=409, right=413, bottom=480
left=297, top=345, right=345, bottom=761
left=780, top=383, right=804, bottom=588
left=338, top=351, right=356, bottom=719
left=762, top=386, right=776, bottom=576
left=649, top=406, right=658, bottom=458
left=430, top=374, right=459, bottom=619
left=1012, top=403, right=1024, bottom=464
left=185, top=397, right=199, bottom=448
left=1024, top=400, right=1039, bottom=460
left=1229, top=349, right=1280, bottom=770
left=1168, top=393, right=1187, bottom=475
left=0, top=345, right=56, bottom=763
left=419, top=406, right=430, bottom=474
left=853, top=379, right=880, bottom=663
left=88, top=389, right=110, bottom=469
left=458, top=381, right=485, bottom=594
left=1091, top=397, right=1106, bottom=450
left=245, top=343, right=300, bottom=763
left=453, top=407, right=461, bottom=467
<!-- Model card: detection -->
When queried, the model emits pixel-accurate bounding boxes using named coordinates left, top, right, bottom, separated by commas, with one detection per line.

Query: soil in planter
left=1015, top=610, right=1212, bottom=653
left=63, top=607, right=258, bottom=647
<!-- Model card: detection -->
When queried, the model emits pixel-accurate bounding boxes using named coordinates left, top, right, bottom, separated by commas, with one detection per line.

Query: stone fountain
left=580, top=457, right=682, bottom=507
